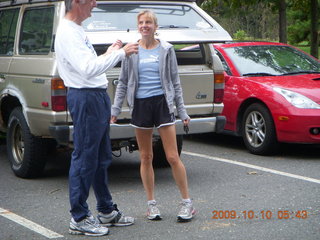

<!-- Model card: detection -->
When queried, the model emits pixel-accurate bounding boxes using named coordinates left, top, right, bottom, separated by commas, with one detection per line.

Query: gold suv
left=0, top=0, right=231, bottom=178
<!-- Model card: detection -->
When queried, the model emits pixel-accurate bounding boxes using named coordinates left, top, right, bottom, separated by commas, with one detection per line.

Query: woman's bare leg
left=135, top=128, right=155, bottom=201
left=158, top=125, right=190, bottom=199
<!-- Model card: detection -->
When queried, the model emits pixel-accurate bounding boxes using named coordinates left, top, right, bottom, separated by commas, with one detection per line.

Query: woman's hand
left=110, top=116, right=117, bottom=123
left=183, top=118, right=190, bottom=126
left=183, top=118, right=190, bottom=134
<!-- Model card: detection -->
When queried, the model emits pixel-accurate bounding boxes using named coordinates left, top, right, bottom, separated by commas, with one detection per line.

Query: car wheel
left=241, top=103, right=279, bottom=155
left=6, top=107, right=47, bottom=178
left=153, top=135, right=183, bottom=168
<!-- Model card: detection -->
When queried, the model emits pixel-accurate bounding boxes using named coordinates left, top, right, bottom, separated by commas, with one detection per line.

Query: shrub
left=233, top=30, right=248, bottom=41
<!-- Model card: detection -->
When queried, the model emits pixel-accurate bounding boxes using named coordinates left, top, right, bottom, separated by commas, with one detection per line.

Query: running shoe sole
left=69, top=228, right=109, bottom=236
left=177, top=209, right=196, bottom=222
left=177, top=216, right=192, bottom=222
left=101, top=222, right=134, bottom=227
left=147, top=215, right=162, bottom=221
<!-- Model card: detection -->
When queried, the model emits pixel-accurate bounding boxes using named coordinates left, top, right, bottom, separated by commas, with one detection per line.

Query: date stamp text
left=212, top=210, right=308, bottom=220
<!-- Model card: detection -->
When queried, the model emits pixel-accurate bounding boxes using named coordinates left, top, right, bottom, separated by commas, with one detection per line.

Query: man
left=55, top=0, right=138, bottom=236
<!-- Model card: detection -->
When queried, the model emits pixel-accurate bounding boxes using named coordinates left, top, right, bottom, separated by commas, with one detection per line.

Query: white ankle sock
left=182, top=198, right=192, bottom=204
left=147, top=200, right=157, bottom=205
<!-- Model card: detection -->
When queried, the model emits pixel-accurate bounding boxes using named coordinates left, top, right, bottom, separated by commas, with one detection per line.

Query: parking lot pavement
left=0, top=135, right=320, bottom=240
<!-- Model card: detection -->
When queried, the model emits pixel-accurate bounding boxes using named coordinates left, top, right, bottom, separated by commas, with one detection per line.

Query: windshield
left=224, top=45, right=320, bottom=76
left=82, top=4, right=213, bottom=31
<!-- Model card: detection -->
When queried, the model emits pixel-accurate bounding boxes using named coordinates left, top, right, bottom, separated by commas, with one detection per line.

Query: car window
left=0, top=8, right=19, bottom=56
left=94, top=43, right=205, bottom=68
left=175, top=44, right=205, bottom=65
left=83, top=4, right=213, bottom=31
left=224, top=45, right=320, bottom=76
left=215, top=49, right=232, bottom=75
left=19, top=6, right=54, bottom=55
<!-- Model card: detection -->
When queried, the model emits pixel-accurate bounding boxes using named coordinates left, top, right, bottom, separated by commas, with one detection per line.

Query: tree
left=201, top=0, right=279, bottom=40
left=200, top=0, right=319, bottom=58
left=310, top=0, right=319, bottom=58
left=278, top=0, right=287, bottom=43
left=289, top=0, right=319, bottom=58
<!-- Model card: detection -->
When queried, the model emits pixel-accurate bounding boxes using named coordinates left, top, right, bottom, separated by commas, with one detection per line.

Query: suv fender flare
left=0, top=88, right=28, bottom=126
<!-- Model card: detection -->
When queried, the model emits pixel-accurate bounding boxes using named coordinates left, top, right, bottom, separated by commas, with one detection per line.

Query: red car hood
left=247, top=74, right=320, bottom=103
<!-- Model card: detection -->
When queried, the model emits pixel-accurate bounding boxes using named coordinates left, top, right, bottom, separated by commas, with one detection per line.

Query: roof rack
left=95, top=0, right=196, bottom=1
left=0, top=0, right=196, bottom=7
left=104, top=0, right=196, bottom=1
left=0, top=0, right=59, bottom=7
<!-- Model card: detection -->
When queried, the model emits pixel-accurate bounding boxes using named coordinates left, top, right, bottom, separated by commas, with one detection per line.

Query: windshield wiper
left=281, top=70, right=320, bottom=76
left=242, top=72, right=276, bottom=77
left=158, top=25, right=189, bottom=29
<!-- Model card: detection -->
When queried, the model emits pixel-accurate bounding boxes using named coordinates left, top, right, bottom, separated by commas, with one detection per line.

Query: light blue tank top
left=136, top=44, right=164, bottom=99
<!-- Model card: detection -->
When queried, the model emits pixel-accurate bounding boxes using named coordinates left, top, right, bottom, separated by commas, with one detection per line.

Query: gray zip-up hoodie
left=111, top=39, right=189, bottom=121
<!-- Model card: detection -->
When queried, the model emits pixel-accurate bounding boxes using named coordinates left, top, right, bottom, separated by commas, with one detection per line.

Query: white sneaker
left=147, top=203, right=162, bottom=220
left=97, top=204, right=134, bottom=227
left=69, top=215, right=109, bottom=236
left=177, top=202, right=196, bottom=222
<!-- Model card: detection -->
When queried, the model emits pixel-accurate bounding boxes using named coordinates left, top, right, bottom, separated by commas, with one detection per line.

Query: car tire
left=6, top=107, right=47, bottom=178
left=153, top=135, right=183, bottom=168
left=241, top=103, right=279, bottom=155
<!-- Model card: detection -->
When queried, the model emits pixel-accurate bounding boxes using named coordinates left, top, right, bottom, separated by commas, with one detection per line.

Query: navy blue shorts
left=131, top=94, right=176, bottom=129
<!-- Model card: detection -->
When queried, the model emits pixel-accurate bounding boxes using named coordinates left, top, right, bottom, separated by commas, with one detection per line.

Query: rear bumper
left=49, top=116, right=226, bottom=145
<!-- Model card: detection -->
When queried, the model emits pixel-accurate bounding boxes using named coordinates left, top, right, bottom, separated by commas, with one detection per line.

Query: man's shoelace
left=86, top=217, right=101, bottom=228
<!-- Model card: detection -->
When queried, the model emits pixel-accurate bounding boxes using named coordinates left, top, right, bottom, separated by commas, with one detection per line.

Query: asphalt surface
left=0, top=134, right=319, bottom=240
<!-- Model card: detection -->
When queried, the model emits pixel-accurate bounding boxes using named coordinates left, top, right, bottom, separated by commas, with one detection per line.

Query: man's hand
left=122, top=42, right=139, bottom=56
left=104, top=40, right=123, bottom=55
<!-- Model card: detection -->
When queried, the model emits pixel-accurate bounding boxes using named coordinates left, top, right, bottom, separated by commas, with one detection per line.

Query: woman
left=111, top=10, right=195, bottom=222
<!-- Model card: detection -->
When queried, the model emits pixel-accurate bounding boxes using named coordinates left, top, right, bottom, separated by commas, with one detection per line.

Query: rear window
left=0, top=8, right=19, bottom=56
left=19, top=6, right=54, bottom=55
left=94, top=43, right=205, bottom=66
left=83, top=4, right=213, bottom=31
left=175, top=44, right=205, bottom=65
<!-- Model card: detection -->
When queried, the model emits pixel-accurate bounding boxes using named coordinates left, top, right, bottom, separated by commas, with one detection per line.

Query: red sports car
left=212, top=42, right=320, bottom=155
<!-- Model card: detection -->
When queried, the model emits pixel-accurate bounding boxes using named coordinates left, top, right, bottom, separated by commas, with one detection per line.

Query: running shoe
left=69, top=214, right=109, bottom=236
left=97, top=204, right=134, bottom=227
left=177, top=202, right=196, bottom=222
left=147, top=202, right=162, bottom=220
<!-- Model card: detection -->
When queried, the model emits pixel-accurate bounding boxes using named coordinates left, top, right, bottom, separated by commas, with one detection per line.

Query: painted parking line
left=183, top=151, right=320, bottom=184
left=0, top=208, right=63, bottom=239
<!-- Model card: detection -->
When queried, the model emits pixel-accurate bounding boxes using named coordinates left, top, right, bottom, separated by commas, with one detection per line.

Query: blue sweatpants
left=67, top=88, right=114, bottom=222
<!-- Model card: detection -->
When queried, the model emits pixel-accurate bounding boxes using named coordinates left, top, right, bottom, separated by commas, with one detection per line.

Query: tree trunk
left=278, top=0, right=287, bottom=43
left=310, top=0, right=319, bottom=58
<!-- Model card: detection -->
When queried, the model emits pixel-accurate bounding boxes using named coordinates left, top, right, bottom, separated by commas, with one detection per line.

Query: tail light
left=214, top=72, right=225, bottom=103
left=51, top=78, right=67, bottom=111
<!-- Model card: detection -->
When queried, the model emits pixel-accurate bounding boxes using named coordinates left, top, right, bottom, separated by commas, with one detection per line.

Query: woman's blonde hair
left=137, top=10, right=158, bottom=26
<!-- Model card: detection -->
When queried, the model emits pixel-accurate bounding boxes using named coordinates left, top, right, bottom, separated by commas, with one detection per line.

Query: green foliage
left=233, top=30, right=248, bottom=40
left=286, top=1, right=319, bottom=46
left=287, top=19, right=310, bottom=44
left=200, top=0, right=319, bottom=46
left=295, top=45, right=320, bottom=55
left=201, top=0, right=278, bottom=40
left=289, top=0, right=310, bottom=12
